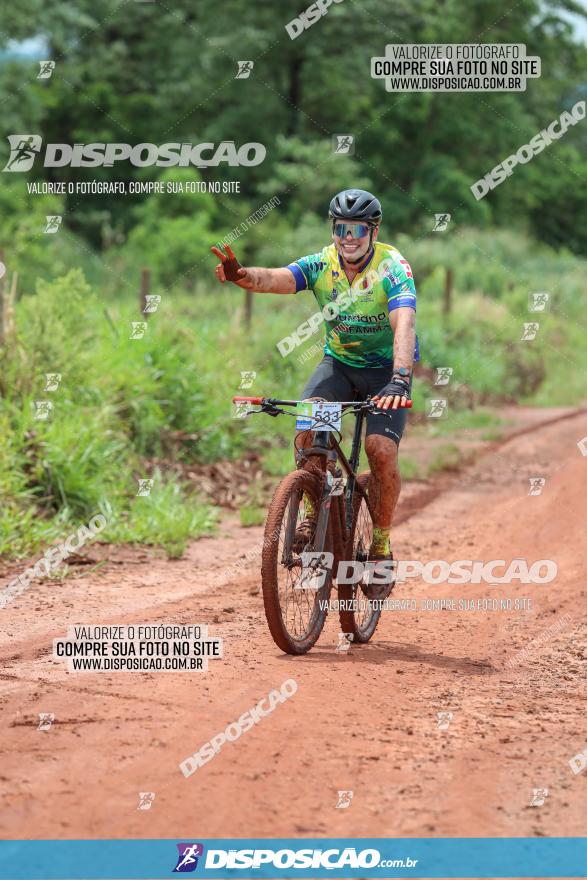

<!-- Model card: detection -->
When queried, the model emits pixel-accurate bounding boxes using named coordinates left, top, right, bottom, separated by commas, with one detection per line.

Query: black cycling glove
left=375, top=377, right=411, bottom=400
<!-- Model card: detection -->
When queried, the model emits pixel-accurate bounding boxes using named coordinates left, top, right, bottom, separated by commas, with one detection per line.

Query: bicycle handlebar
left=232, top=396, right=413, bottom=409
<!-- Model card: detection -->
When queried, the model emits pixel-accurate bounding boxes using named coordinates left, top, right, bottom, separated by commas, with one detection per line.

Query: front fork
left=282, top=430, right=335, bottom=566
left=306, top=430, right=335, bottom=555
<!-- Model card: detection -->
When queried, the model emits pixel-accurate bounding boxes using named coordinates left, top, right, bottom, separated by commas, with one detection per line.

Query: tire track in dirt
left=0, top=408, right=585, bottom=840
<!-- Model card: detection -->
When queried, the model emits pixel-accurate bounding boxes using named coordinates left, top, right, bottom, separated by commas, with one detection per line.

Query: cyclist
left=211, top=188, right=416, bottom=587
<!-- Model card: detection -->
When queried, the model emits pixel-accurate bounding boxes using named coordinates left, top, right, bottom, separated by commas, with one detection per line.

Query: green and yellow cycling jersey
left=287, top=241, right=417, bottom=368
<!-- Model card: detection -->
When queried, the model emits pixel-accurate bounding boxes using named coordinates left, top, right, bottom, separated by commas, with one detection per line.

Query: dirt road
left=0, top=408, right=585, bottom=841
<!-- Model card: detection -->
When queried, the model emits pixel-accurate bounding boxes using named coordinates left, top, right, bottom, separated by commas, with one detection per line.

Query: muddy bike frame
left=232, top=396, right=412, bottom=565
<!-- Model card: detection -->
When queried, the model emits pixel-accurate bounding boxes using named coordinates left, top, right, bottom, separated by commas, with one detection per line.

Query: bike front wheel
left=261, top=469, right=333, bottom=655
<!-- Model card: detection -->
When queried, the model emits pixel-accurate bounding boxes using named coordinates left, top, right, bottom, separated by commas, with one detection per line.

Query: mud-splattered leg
left=365, top=434, right=401, bottom=553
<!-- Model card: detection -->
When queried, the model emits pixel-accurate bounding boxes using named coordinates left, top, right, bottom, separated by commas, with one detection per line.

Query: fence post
left=244, top=290, right=253, bottom=328
left=443, top=267, right=453, bottom=317
left=140, top=268, right=151, bottom=318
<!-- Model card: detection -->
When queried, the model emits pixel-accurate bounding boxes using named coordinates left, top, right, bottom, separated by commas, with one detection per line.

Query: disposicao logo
left=3, top=135, right=43, bottom=171
left=3, top=136, right=266, bottom=171
left=173, top=843, right=205, bottom=873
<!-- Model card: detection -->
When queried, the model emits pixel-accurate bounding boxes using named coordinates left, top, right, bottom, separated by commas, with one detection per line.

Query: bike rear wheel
left=261, top=469, right=332, bottom=654
left=338, top=473, right=382, bottom=643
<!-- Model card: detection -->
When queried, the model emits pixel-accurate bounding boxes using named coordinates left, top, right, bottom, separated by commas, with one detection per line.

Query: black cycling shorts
left=300, top=355, right=409, bottom=446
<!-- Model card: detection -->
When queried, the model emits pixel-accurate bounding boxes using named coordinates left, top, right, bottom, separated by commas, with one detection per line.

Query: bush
left=0, top=270, right=216, bottom=558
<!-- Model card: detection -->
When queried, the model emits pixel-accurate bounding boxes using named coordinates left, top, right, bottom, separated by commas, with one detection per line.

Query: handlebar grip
left=233, top=396, right=263, bottom=404
left=370, top=399, right=413, bottom=410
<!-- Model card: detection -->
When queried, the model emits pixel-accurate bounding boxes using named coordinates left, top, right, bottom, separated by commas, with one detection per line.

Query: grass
left=426, top=444, right=463, bottom=477
left=481, top=428, right=504, bottom=442
left=426, top=444, right=479, bottom=477
left=240, top=507, right=266, bottom=527
left=0, top=226, right=585, bottom=558
left=261, top=440, right=295, bottom=477
left=424, top=408, right=502, bottom=437
left=0, top=272, right=218, bottom=558
left=399, top=456, right=424, bottom=481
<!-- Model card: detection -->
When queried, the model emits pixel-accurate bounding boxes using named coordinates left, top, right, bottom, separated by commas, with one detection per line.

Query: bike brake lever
left=261, top=402, right=281, bottom=417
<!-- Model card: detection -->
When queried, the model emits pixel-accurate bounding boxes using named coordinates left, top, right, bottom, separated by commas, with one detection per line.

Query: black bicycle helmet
left=328, top=189, right=382, bottom=225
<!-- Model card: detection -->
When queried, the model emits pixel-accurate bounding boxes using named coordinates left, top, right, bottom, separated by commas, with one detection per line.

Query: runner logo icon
left=3, top=135, right=42, bottom=172
left=173, top=843, right=204, bottom=872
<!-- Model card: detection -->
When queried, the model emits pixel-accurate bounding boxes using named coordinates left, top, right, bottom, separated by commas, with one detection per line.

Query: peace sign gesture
left=210, top=244, right=252, bottom=288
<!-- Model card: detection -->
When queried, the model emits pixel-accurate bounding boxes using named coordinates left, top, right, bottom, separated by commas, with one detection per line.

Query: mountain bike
left=232, top=395, right=411, bottom=655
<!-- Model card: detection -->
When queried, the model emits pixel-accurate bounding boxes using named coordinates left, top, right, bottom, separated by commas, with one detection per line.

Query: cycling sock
left=303, top=494, right=316, bottom=521
left=371, top=526, right=391, bottom=556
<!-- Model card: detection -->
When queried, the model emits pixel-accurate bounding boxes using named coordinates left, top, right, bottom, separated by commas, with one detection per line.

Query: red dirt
left=0, top=408, right=585, bottom=843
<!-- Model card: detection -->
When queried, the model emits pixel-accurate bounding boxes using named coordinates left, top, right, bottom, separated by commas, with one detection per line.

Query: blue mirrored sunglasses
left=333, top=222, right=370, bottom=239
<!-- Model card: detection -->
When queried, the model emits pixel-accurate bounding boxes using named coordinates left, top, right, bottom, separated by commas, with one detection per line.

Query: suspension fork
left=282, top=488, right=302, bottom=564
left=282, top=430, right=335, bottom=562
left=344, top=408, right=365, bottom=532
left=311, top=430, right=337, bottom=554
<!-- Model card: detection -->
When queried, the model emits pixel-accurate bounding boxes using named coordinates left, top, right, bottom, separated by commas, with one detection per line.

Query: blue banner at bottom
left=0, top=838, right=585, bottom=879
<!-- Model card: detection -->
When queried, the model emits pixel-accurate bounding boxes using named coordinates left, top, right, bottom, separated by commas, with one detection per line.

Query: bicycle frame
left=232, top=395, right=412, bottom=653
left=233, top=396, right=373, bottom=556
left=333, top=409, right=367, bottom=533
left=294, top=407, right=369, bottom=538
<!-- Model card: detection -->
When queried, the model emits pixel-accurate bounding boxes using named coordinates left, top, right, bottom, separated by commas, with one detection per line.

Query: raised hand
left=210, top=244, right=252, bottom=288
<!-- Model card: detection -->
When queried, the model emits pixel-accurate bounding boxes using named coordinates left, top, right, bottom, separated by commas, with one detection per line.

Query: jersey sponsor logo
left=355, top=276, right=375, bottom=299
left=337, top=312, right=387, bottom=324
left=399, top=258, right=413, bottom=278
left=337, top=324, right=385, bottom=334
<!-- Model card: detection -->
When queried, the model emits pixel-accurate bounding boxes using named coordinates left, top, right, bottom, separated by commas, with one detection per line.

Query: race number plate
left=295, top=403, right=313, bottom=430
left=295, top=402, right=341, bottom=431
left=313, top=402, right=341, bottom=431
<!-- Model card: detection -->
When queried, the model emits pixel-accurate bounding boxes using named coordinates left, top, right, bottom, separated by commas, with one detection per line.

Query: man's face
left=332, top=222, right=378, bottom=263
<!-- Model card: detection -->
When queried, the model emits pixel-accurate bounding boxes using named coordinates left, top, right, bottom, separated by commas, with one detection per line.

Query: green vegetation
left=427, top=443, right=466, bottom=477
left=0, top=271, right=218, bottom=558
left=240, top=508, right=266, bottom=528
left=399, top=457, right=424, bottom=482
left=0, top=227, right=584, bottom=557
left=1, top=1, right=586, bottom=253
